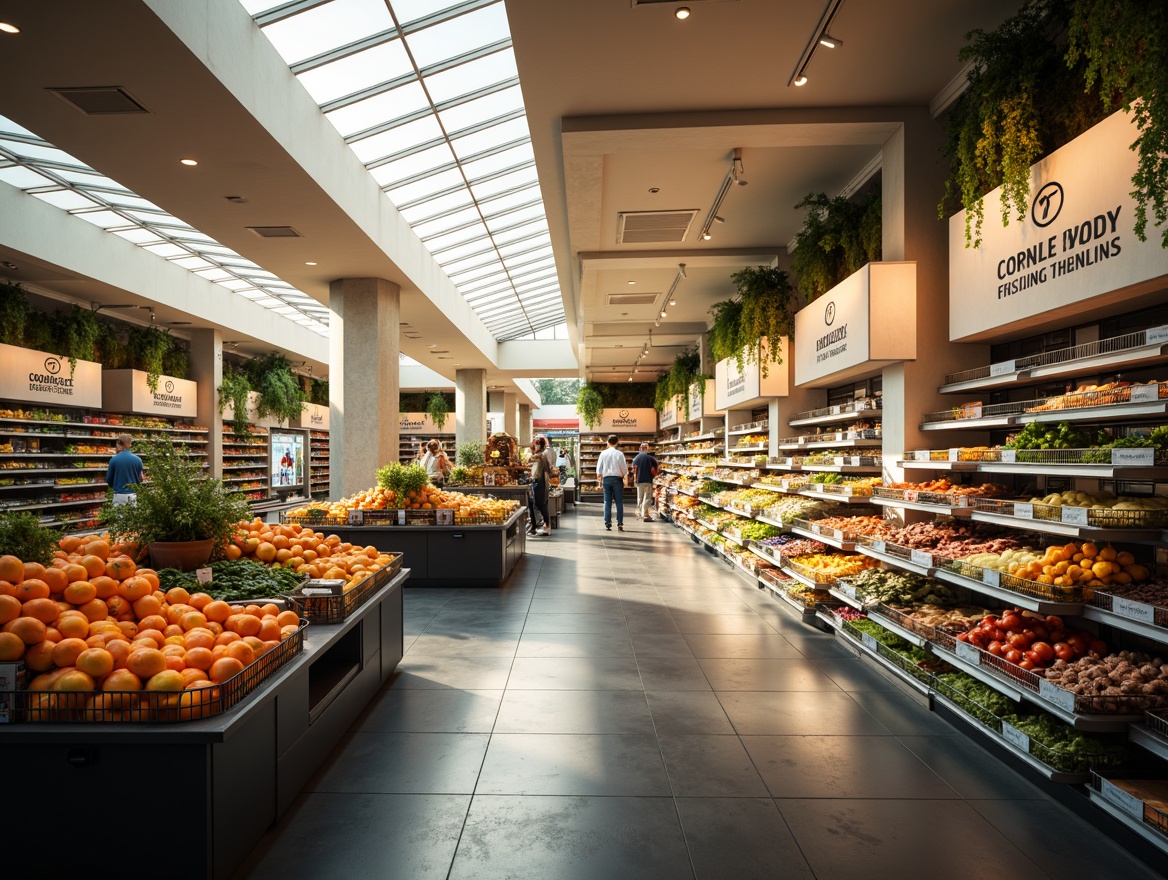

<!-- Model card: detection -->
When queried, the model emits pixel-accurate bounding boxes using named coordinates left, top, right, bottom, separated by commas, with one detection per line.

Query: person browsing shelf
left=631, top=442, right=659, bottom=522
left=420, top=440, right=451, bottom=487
left=105, top=433, right=143, bottom=506
left=595, top=434, right=628, bottom=531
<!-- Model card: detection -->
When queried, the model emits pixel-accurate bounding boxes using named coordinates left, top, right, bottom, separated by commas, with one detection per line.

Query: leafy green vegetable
left=158, top=558, right=306, bottom=601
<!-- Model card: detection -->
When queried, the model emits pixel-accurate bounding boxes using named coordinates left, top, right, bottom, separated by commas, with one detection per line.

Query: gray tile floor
left=237, top=505, right=1164, bottom=880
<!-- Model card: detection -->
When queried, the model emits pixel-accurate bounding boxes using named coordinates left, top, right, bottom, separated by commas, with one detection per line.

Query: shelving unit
left=309, top=429, right=329, bottom=498
left=398, top=433, right=454, bottom=465
left=578, top=432, right=655, bottom=501
left=0, top=408, right=208, bottom=530
left=222, top=422, right=270, bottom=504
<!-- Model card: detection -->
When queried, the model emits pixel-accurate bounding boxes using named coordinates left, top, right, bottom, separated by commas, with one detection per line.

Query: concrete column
left=456, top=368, right=487, bottom=449
left=518, top=404, right=532, bottom=445
left=881, top=111, right=989, bottom=484
left=329, top=277, right=400, bottom=498
left=503, top=392, right=519, bottom=438
left=189, top=328, right=223, bottom=480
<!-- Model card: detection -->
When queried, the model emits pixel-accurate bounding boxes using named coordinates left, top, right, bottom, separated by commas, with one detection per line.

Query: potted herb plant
left=100, top=440, right=250, bottom=570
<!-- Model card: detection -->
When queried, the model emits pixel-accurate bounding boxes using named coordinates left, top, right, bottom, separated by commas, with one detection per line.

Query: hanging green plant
left=654, top=374, right=673, bottom=413
left=309, top=378, right=329, bottom=407
left=0, top=282, right=30, bottom=347
left=126, top=325, right=173, bottom=392
left=1067, top=0, right=1168, bottom=246
left=51, top=305, right=101, bottom=374
left=217, top=366, right=252, bottom=436
left=591, top=382, right=654, bottom=409
left=95, top=321, right=129, bottom=369
left=791, top=191, right=882, bottom=301
left=662, top=349, right=707, bottom=420
left=426, top=391, right=450, bottom=430
left=244, top=353, right=306, bottom=425
left=161, top=339, right=188, bottom=380
left=576, top=383, right=604, bottom=429
left=708, top=298, right=746, bottom=365
left=732, top=266, right=796, bottom=377
left=939, top=0, right=1109, bottom=247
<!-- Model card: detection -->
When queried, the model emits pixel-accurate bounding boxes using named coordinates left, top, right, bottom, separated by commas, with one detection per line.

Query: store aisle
left=237, top=507, right=1161, bottom=880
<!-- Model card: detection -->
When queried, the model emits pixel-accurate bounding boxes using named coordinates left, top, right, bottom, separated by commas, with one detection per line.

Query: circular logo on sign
left=824, top=302, right=836, bottom=326
left=164, top=380, right=175, bottom=393
left=619, top=410, right=629, bottom=418
left=44, top=357, right=61, bottom=375
left=1031, top=181, right=1064, bottom=228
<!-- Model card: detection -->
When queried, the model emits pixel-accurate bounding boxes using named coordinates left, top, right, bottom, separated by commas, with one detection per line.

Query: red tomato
left=1005, top=649, right=1024, bottom=665
left=1031, top=641, right=1055, bottom=663
left=1007, top=632, right=1031, bottom=650
left=1088, top=639, right=1108, bottom=656
left=1045, top=615, right=1064, bottom=629
left=1053, top=642, right=1075, bottom=661
left=1000, top=613, right=1023, bottom=631
left=1018, top=658, right=1036, bottom=670
left=987, top=640, right=1004, bottom=656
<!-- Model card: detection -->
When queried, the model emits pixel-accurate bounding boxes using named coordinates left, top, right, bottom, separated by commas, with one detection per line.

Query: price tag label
left=398, top=510, right=407, bottom=525
left=993, top=450, right=1014, bottom=464
left=1000, top=721, right=1030, bottom=751
left=954, top=640, right=980, bottom=665
left=1039, top=679, right=1077, bottom=713
left=830, top=404, right=842, bottom=414
left=955, top=495, right=971, bottom=508
left=861, top=632, right=878, bottom=651
left=989, top=359, right=1017, bottom=377
left=1111, top=447, right=1154, bottom=466
left=815, top=484, right=825, bottom=493
left=840, top=584, right=858, bottom=600
left=1131, top=384, right=1160, bottom=403
left=1146, top=325, right=1168, bottom=345
left=871, top=540, right=886, bottom=553
left=914, top=450, right=932, bottom=461
left=831, top=529, right=843, bottom=542
left=910, top=549, right=933, bottom=568
left=195, top=567, right=213, bottom=585
left=964, top=405, right=983, bottom=419
left=1060, top=506, right=1090, bottom=526
left=798, top=436, right=806, bottom=445
left=1013, top=502, right=1033, bottom=519
left=948, top=448, right=962, bottom=461
left=1113, top=596, right=1156, bottom=624
left=348, top=509, right=364, bottom=525
left=982, top=568, right=1001, bottom=587
left=903, top=490, right=920, bottom=503
left=1100, top=779, right=1146, bottom=820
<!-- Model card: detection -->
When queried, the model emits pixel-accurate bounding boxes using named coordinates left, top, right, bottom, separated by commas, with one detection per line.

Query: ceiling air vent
left=616, top=210, right=697, bottom=244
left=49, top=87, right=150, bottom=115
left=606, top=292, right=660, bottom=306
left=247, top=226, right=302, bottom=238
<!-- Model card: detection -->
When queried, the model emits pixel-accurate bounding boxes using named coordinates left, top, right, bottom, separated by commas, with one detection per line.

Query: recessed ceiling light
left=180, top=158, right=198, bottom=166
left=794, top=75, right=808, bottom=87
left=674, top=7, right=690, bottom=20
left=429, top=343, right=437, bottom=347
left=305, top=261, right=317, bottom=266
left=627, top=280, right=635, bottom=285
left=648, top=187, right=660, bottom=194
left=0, top=21, right=20, bottom=34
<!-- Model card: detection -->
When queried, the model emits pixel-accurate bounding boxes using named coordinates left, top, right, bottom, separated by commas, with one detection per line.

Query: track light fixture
left=697, top=148, right=744, bottom=241
left=789, top=0, right=844, bottom=88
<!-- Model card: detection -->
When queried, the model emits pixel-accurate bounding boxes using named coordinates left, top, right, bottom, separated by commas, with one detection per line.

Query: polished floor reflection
left=237, top=505, right=1163, bottom=880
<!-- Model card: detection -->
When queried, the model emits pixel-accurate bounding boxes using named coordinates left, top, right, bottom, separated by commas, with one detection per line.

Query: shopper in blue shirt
left=631, top=442, right=658, bottom=522
left=105, top=433, right=143, bottom=505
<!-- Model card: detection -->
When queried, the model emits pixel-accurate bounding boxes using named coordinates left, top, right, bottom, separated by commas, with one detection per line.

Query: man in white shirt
left=595, top=434, right=628, bottom=531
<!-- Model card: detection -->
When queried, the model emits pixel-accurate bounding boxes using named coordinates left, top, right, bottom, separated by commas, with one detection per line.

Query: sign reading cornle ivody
left=0, top=343, right=102, bottom=408
left=950, top=110, right=1168, bottom=342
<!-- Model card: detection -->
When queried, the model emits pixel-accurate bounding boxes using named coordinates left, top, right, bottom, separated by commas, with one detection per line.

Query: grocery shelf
left=865, top=609, right=928, bottom=648
left=788, top=400, right=882, bottom=427
left=1082, top=605, right=1168, bottom=646
left=1130, top=717, right=1168, bottom=763
left=868, top=495, right=973, bottom=517
left=726, top=422, right=768, bottom=436
left=899, top=457, right=1168, bottom=481
left=856, top=543, right=936, bottom=578
left=1088, top=782, right=1168, bottom=855
left=789, top=524, right=856, bottom=551
left=827, top=585, right=863, bottom=609
left=778, top=437, right=883, bottom=450
left=968, top=508, right=1162, bottom=542
left=829, top=618, right=932, bottom=697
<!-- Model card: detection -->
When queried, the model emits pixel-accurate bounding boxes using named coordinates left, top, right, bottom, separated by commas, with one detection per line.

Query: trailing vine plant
left=51, top=305, right=101, bottom=375
left=245, top=353, right=307, bottom=425
left=708, top=298, right=746, bottom=365
left=161, top=339, right=188, bottom=381
left=95, top=321, right=129, bottom=369
left=1067, top=0, right=1168, bottom=246
left=426, top=391, right=450, bottom=430
left=732, top=266, right=797, bottom=377
left=0, top=282, right=30, bottom=347
left=791, top=191, right=882, bottom=301
left=127, top=325, right=172, bottom=392
left=656, top=349, right=708, bottom=420
left=309, top=378, right=329, bottom=407
left=576, top=383, right=604, bottom=429
left=217, top=367, right=252, bottom=436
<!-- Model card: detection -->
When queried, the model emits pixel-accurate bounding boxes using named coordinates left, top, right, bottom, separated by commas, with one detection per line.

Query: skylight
left=0, top=116, right=330, bottom=336
left=247, top=0, right=565, bottom=341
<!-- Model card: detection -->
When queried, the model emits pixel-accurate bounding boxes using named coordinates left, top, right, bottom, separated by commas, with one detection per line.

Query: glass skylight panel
left=326, top=82, right=429, bottom=139
left=100, top=192, right=164, bottom=211
left=459, top=142, right=534, bottom=183
left=31, top=190, right=100, bottom=211
left=397, top=189, right=474, bottom=224
left=497, top=232, right=549, bottom=259
left=406, top=4, right=508, bottom=68
left=262, top=0, right=393, bottom=65
left=423, top=49, right=518, bottom=104
left=370, top=142, right=456, bottom=189
left=143, top=243, right=190, bottom=258
left=196, top=268, right=234, bottom=281
left=0, top=139, right=87, bottom=167
left=470, top=165, right=537, bottom=201
left=450, top=117, right=529, bottom=160
left=112, top=228, right=164, bottom=244
left=297, top=41, right=412, bottom=104
left=171, top=256, right=215, bottom=270
left=350, top=115, right=444, bottom=164
left=385, top=168, right=465, bottom=207
left=73, top=210, right=128, bottom=229
left=438, top=85, right=523, bottom=134
left=426, top=221, right=489, bottom=255
left=411, top=205, right=481, bottom=240
left=0, top=166, right=52, bottom=188
left=50, top=168, right=130, bottom=191
left=389, top=0, right=471, bottom=26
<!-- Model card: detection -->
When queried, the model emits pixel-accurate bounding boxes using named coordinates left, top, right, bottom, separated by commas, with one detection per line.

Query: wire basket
left=1091, top=772, right=1168, bottom=835
left=872, top=603, right=941, bottom=641
left=942, top=558, right=1088, bottom=603
left=932, top=630, right=1043, bottom=690
left=1147, top=711, right=1168, bottom=739
left=280, top=511, right=350, bottom=527
left=15, top=619, right=308, bottom=723
left=284, top=557, right=401, bottom=624
left=1088, top=590, right=1168, bottom=628
left=780, top=557, right=839, bottom=585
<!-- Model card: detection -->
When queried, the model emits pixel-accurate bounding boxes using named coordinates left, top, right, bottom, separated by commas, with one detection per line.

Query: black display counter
left=328, top=507, right=526, bottom=587
left=449, top=484, right=530, bottom=503
left=1, top=569, right=407, bottom=880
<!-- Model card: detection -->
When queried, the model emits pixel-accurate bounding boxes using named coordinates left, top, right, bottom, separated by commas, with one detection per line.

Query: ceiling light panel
left=248, top=0, right=564, bottom=340
left=0, top=114, right=326, bottom=333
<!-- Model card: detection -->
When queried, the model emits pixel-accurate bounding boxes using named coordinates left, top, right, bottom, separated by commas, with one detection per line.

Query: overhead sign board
left=950, top=110, right=1168, bottom=341
left=399, top=413, right=449, bottom=436
left=658, top=394, right=677, bottom=428
left=102, top=370, right=198, bottom=418
left=0, top=343, right=101, bottom=409
left=794, top=263, right=916, bottom=387
left=293, top=402, right=329, bottom=430
left=597, top=408, right=656, bottom=434
left=715, top=337, right=790, bottom=410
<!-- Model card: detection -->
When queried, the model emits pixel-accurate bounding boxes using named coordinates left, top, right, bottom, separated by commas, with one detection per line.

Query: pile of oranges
left=0, top=535, right=302, bottom=722
left=225, top=520, right=395, bottom=588
left=288, top=486, right=518, bottom=524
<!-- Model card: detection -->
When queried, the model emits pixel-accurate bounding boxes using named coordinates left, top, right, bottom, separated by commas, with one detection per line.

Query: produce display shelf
left=788, top=402, right=882, bottom=427
left=931, top=692, right=1090, bottom=784
left=900, top=457, right=1168, bottom=480
left=0, top=467, right=106, bottom=475
left=865, top=609, right=929, bottom=648
left=797, top=464, right=882, bottom=474
left=968, top=508, right=1163, bottom=542
left=0, top=415, right=207, bottom=433
left=789, top=524, right=855, bottom=552
left=832, top=619, right=932, bottom=696
left=1130, top=716, right=1168, bottom=763
left=0, top=452, right=111, bottom=458
left=1, top=497, right=107, bottom=513
left=729, top=444, right=768, bottom=452
left=716, top=459, right=766, bottom=469
left=1089, top=776, right=1168, bottom=855
left=748, top=543, right=781, bottom=567
left=1082, top=605, right=1168, bottom=646
left=721, top=550, right=762, bottom=585
left=778, top=438, right=883, bottom=451
left=827, top=586, right=863, bottom=610
left=0, top=480, right=97, bottom=490
left=926, top=564, right=1085, bottom=616
left=777, top=557, right=839, bottom=590
left=760, top=572, right=821, bottom=622
left=1023, top=400, right=1168, bottom=425
left=868, top=495, right=973, bottom=517
left=855, top=542, right=936, bottom=577
left=666, top=448, right=722, bottom=456
left=726, top=422, right=768, bottom=436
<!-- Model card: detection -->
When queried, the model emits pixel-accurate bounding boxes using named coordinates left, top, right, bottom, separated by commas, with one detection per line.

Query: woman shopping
left=526, top=437, right=552, bottom=536
left=420, top=439, right=451, bottom=487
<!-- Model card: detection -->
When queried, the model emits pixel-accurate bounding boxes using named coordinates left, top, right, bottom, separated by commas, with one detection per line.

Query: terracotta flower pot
left=148, top=539, right=215, bottom=572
